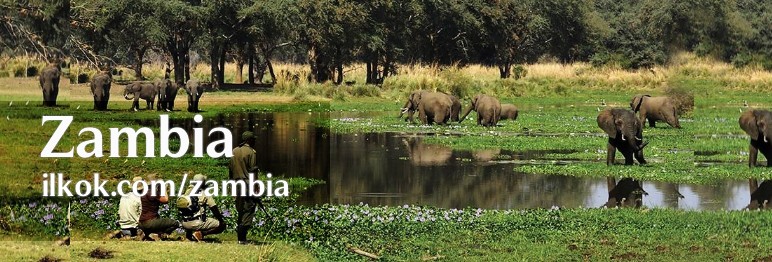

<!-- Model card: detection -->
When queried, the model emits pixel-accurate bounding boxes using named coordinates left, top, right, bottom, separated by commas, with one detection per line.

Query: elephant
left=447, top=93, right=462, bottom=122
left=739, top=109, right=772, bottom=192
left=597, top=108, right=648, bottom=165
left=185, top=80, right=209, bottom=112
left=403, top=138, right=453, bottom=166
left=604, top=177, right=648, bottom=208
left=630, top=94, right=681, bottom=128
left=499, top=103, right=519, bottom=121
left=90, top=71, right=112, bottom=110
left=459, top=94, right=501, bottom=127
left=398, top=90, right=428, bottom=123
left=39, top=63, right=61, bottom=107
left=747, top=180, right=772, bottom=210
left=399, top=91, right=453, bottom=125
left=123, top=81, right=157, bottom=111
left=154, top=79, right=179, bottom=112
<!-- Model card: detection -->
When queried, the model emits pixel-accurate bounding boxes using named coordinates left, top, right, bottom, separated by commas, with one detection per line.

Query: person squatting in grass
left=138, top=174, right=180, bottom=240
left=229, top=131, right=267, bottom=245
left=177, top=174, right=226, bottom=242
left=117, top=176, right=144, bottom=239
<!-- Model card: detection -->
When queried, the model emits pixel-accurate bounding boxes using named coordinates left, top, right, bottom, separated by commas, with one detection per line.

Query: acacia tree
left=157, top=0, right=204, bottom=84
left=296, top=0, right=365, bottom=83
left=86, top=0, right=165, bottom=78
left=477, top=0, right=547, bottom=78
left=240, top=0, right=296, bottom=84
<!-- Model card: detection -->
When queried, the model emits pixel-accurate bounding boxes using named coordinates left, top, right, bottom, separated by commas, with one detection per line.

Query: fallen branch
left=347, top=247, right=380, bottom=260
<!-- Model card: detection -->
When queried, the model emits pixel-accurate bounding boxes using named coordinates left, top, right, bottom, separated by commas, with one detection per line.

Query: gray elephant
left=460, top=94, right=501, bottom=127
left=39, top=63, right=61, bottom=107
left=597, top=108, right=648, bottom=165
left=399, top=90, right=428, bottom=123
left=90, top=71, right=112, bottom=110
left=499, top=103, right=519, bottom=121
left=154, top=79, right=178, bottom=112
left=403, top=138, right=453, bottom=166
left=398, top=91, right=453, bottom=125
left=604, top=177, right=647, bottom=208
left=124, top=81, right=157, bottom=111
left=185, top=80, right=209, bottom=112
left=447, top=93, right=462, bottom=122
left=739, top=109, right=772, bottom=193
left=630, top=95, right=681, bottom=128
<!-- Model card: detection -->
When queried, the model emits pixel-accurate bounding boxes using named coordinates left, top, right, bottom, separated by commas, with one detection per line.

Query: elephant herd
left=38, top=62, right=209, bottom=112
left=398, top=91, right=518, bottom=126
left=399, top=91, right=772, bottom=209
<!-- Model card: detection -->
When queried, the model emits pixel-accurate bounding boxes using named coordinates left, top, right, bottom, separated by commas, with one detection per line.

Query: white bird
left=8, top=101, right=12, bottom=107
left=743, top=100, right=749, bottom=107
left=600, top=99, right=606, bottom=106
left=25, top=101, right=29, bottom=105
left=597, top=107, right=601, bottom=112
left=76, top=105, right=80, bottom=110
left=6, top=116, right=9, bottom=120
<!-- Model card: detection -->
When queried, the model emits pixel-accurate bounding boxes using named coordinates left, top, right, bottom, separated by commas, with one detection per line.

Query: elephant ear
left=472, top=95, right=480, bottom=109
left=740, top=110, right=759, bottom=139
left=598, top=110, right=618, bottom=139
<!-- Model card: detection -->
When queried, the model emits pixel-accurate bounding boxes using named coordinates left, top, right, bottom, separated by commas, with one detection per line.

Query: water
left=149, top=112, right=754, bottom=211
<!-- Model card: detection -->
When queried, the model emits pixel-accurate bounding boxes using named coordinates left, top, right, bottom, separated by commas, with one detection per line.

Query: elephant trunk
left=459, top=105, right=474, bottom=123
left=124, top=93, right=134, bottom=100
left=634, top=141, right=649, bottom=152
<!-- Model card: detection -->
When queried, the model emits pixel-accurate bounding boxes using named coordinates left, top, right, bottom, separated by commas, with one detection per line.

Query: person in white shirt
left=118, top=176, right=143, bottom=237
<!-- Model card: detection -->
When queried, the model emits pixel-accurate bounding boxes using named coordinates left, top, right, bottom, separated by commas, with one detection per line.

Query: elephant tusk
left=765, top=136, right=769, bottom=143
left=401, top=107, right=409, bottom=114
left=635, top=136, right=642, bottom=141
left=621, top=136, right=626, bottom=141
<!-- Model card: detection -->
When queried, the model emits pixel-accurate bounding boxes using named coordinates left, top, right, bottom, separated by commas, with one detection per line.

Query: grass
left=2, top=54, right=772, bottom=260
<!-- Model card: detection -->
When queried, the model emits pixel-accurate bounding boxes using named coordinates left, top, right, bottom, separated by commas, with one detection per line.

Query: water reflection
left=143, top=112, right=755, bottom=211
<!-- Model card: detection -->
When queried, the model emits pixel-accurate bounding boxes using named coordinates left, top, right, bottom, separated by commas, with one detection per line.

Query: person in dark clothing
left=138, top=175, right=179, bottom=240
left=229, top=131, right=260, bottom=245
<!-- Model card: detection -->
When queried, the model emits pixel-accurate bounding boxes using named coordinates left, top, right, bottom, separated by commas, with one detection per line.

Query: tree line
left=2, top=0, right=770, bottom=86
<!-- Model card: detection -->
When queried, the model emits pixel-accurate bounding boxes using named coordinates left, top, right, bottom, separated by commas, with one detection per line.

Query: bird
left=5, top=116, right=9, bottom=120
left=76, top=105, right=80, bottom=110
left=8, top=101, right=12, bottom=107
left=25, top=101, right=29, bottom=105
left=743, top=100, right=749, bottom=107
left=600, top=99, right=606, bottom=106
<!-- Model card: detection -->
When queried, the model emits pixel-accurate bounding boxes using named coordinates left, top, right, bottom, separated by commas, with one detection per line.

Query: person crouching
left=177, top=174, right=226, bottom=242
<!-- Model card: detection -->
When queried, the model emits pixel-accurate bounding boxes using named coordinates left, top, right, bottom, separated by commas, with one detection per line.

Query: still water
left=150, top=112, right=752, bottom=211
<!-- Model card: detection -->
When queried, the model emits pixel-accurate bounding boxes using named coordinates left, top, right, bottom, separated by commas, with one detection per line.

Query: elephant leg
left=758, top=144, right=772, bottom=167
left=607, top=177, right=616, bottom=193
left=606, top=140, right=617, bottom=165
left=634, top=148, right=646, bottom=165
left=648, top=117, right=656, bottom=128
left=749, top=142, right=759, bottom=167
left=93, top=99, right=99, bottom=110
left=619, top=146, right=634, bottom=165
left=133, top=97, right=140, bottom=111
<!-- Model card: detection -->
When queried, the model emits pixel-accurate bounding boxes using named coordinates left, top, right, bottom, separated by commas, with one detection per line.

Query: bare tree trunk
left=210, top=42, right=219, bottom=87
left=218, top=44, right=226, bottom=84
left=247, top=47, right=255, bottom=84
left=266, top=59, right=276, bottom=84
left=236, top=59, right=244, bottom=84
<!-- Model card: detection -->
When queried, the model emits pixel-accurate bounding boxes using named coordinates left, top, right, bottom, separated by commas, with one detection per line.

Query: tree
left=157, top=0, right=205, bottom=84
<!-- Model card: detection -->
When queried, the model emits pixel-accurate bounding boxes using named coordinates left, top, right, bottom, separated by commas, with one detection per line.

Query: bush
left=77, top=73, right=89, bottom=84
left=762, top=56, right=772, bottom=72
left=26, top=66, right=39, bottom=77
left=731, top=53, right=753, bottom=68
left=0, top=71, right=9, bottom=78
left=665, top=86, right=695, bottom=117
left=512, top=65, right=527, bottom=80
left=13, top=66, right=25, bottom=77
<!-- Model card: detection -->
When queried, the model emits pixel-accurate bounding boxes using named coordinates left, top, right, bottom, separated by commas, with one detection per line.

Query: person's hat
left=191, top=174, right=207, bottom=182
left=132, top=176, right=145, bottom=191
left=241, top=131, right=255, bottom=143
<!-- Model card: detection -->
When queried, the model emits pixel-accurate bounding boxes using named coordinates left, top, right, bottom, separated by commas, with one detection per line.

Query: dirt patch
left=611, top=252, right=643, bottom=260
left=654, top=245, right=669, bottom=253
left=599, top=238, right=614, bottom=246
left=39, top=256, right=62, bottom=262
left=753, top=255, right=772, bottom=262
left=89, top=247, right=114, bottom=259
left=742, top=241, right=758, bottom=248
left=689, top=245, right=701, bottom=252
left=568, top=243, right=578, bottom=250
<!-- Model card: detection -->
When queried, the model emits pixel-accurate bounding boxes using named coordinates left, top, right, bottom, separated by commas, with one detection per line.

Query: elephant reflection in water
left=472, top=149, right=501, bottom=162
left=604, top=177, right=648, bottom=208
left=403, top=138, right=453, bottom=166
left=748, top=180, right=772, bottom=210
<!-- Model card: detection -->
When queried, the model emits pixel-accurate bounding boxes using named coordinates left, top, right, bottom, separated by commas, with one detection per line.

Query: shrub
left=731, top=53, right=753, bottom=68
left=77, top=73, right=89, bottom=84
left=512, top=65, right=527, bottom=80
left=26, top=66, right=39, bottom=77
left=665, top=85, right=695, bottom=117
left=13, top=66, right=25, bottom=77
left=0, top=71, right=9, bottom=78
left=762, top=56, right=772, bottom=72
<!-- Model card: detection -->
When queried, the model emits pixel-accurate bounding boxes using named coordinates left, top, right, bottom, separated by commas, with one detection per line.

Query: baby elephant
left=499, top=104, right=519, bottom=121
left=604, top=177, right=648, bottom=208
left=460, top=94, right=501, bottom=127
left=124, top=81, right=157, bottom=111
left=630, top=94, right=681, bottom=128
left=597, top=108, right=648, bottom=165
